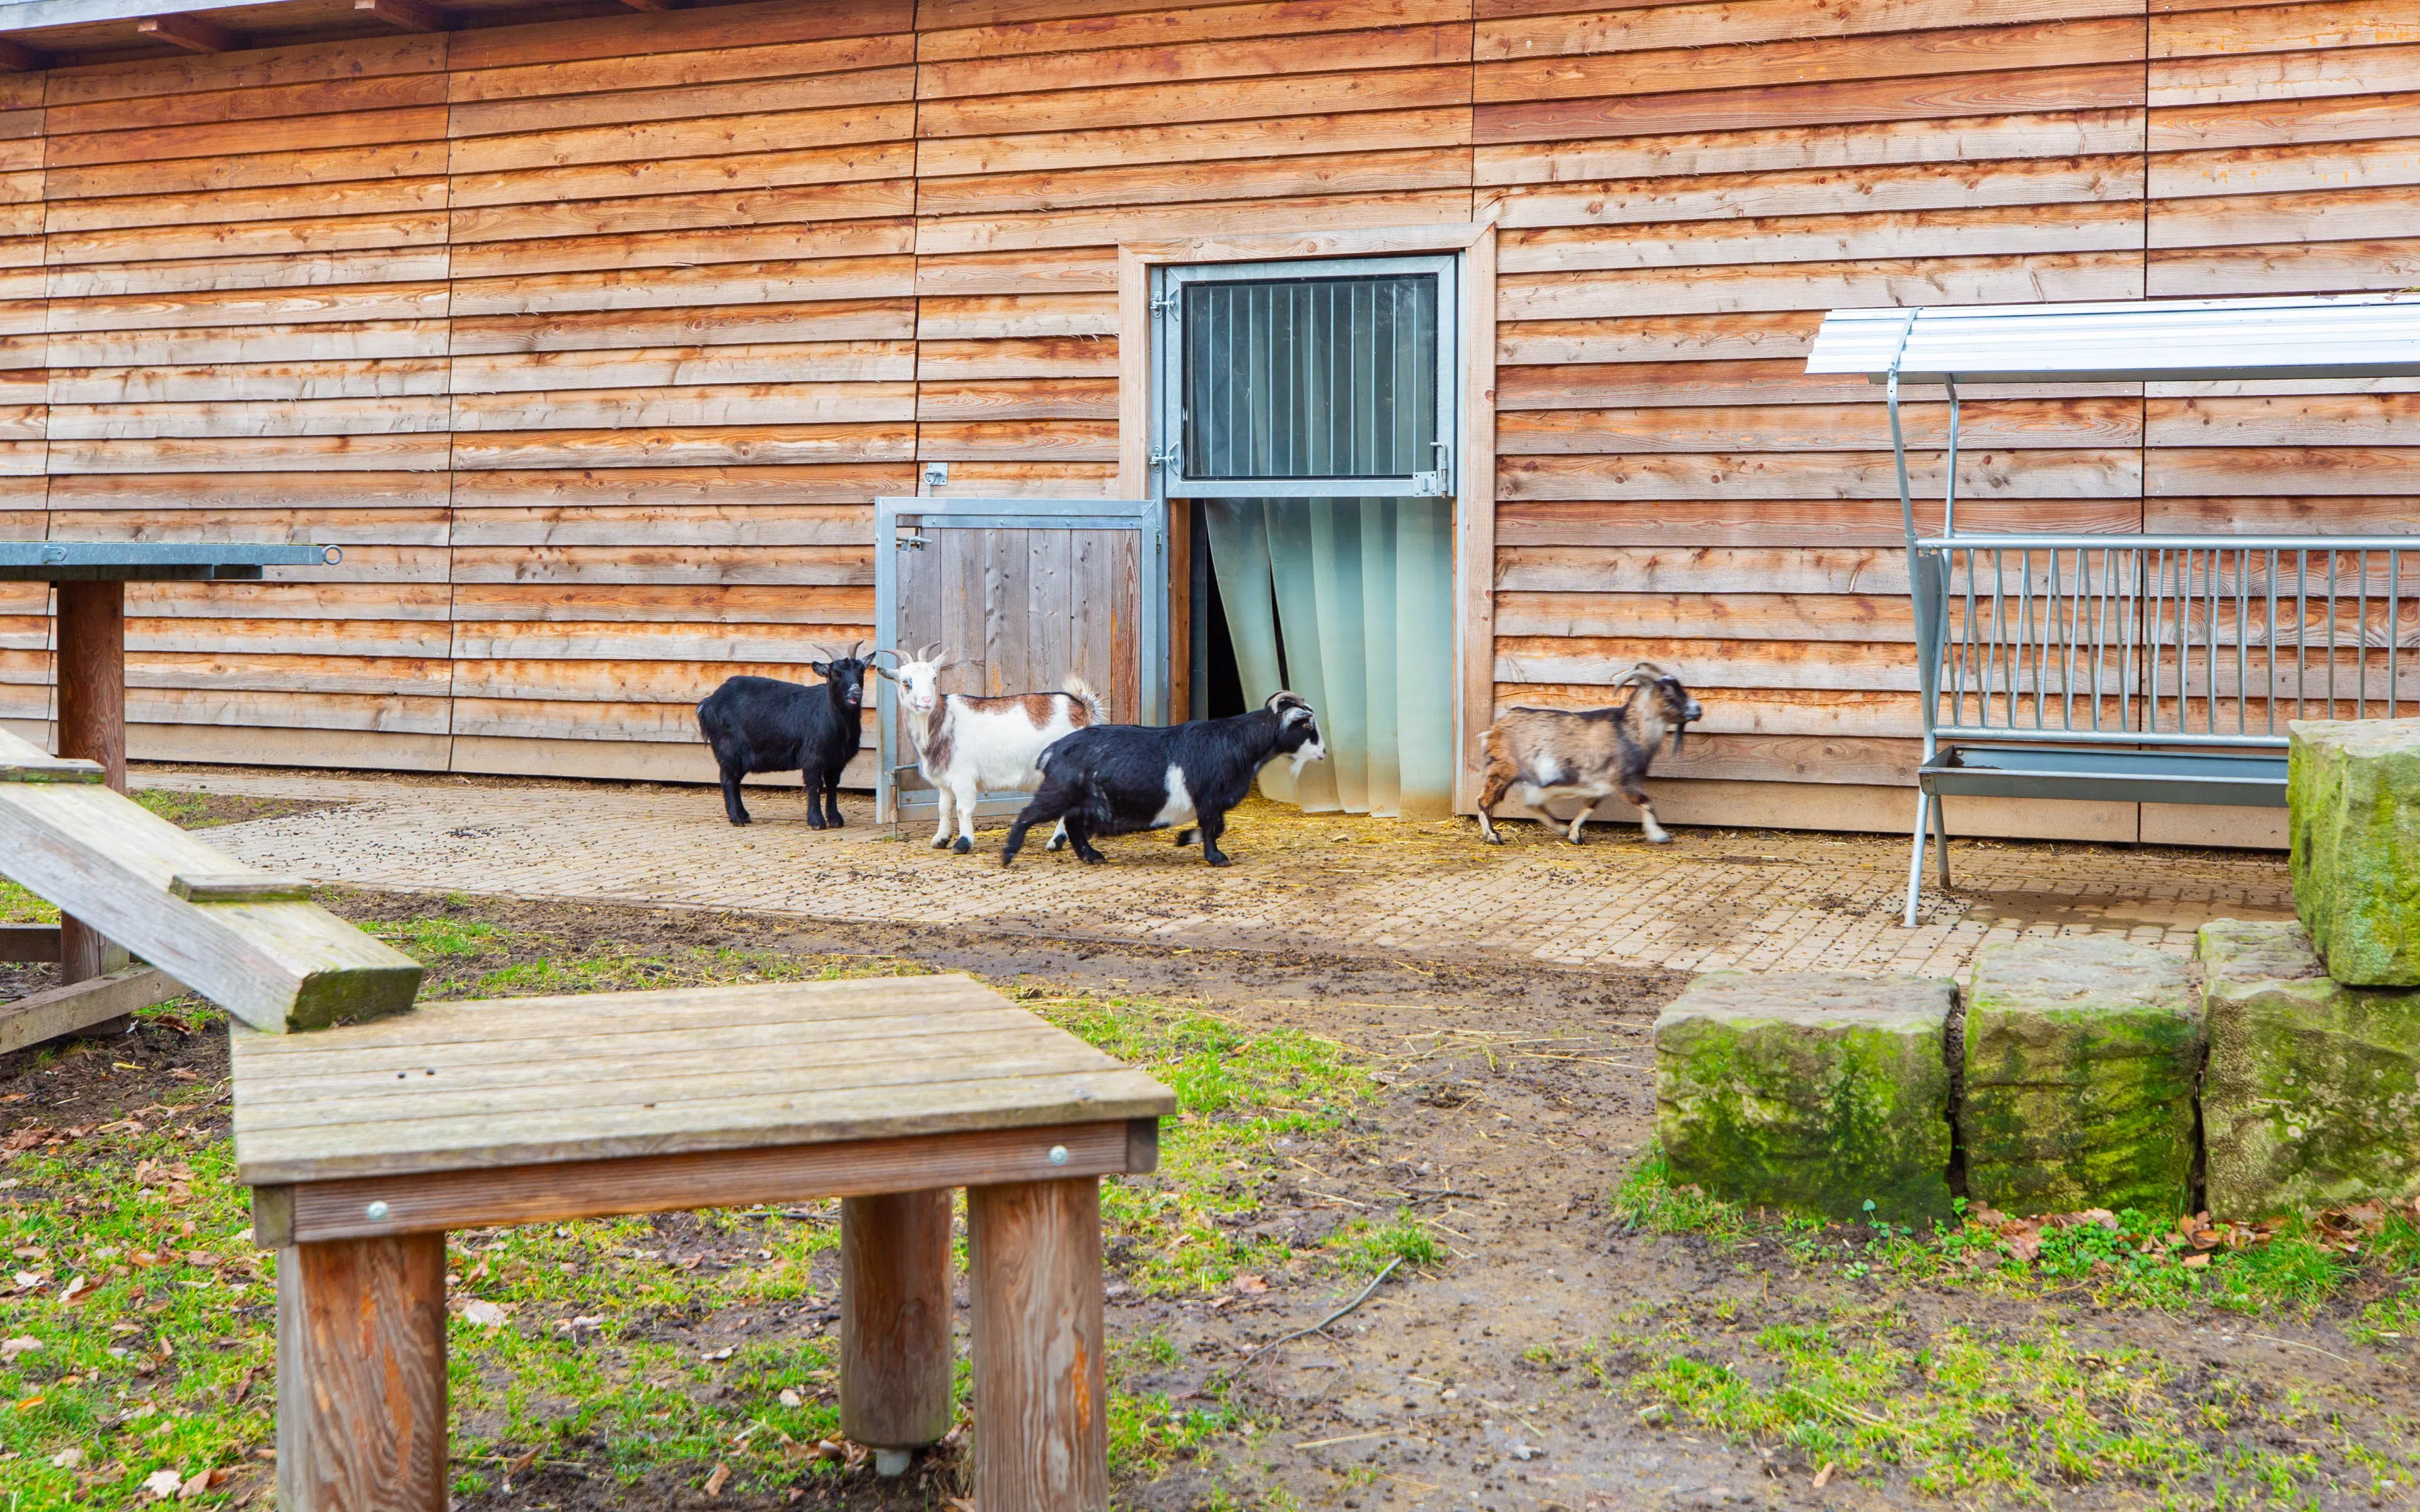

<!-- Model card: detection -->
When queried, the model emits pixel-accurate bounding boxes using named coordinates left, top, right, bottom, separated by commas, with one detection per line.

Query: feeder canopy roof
left=1806, top=292, right=2420, bottom=387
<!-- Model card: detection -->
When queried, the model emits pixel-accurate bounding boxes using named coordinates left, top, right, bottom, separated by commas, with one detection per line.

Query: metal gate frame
left=871, top=496, right=1169, bottom=825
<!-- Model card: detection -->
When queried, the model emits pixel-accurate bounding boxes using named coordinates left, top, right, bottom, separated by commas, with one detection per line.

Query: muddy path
left=9, top=890, right=2409, bottom=1512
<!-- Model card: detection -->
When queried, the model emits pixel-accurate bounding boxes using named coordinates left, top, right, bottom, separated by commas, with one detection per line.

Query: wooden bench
left=233, top=972, right=1175, bottom=1512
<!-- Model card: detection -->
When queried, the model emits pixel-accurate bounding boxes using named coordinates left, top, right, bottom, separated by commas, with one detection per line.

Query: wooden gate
left=872, top=498, right=1169, bottom=825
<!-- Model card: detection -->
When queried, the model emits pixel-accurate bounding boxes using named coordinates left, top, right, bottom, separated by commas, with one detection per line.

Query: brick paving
left=141, top=767, right=2295, bottom=980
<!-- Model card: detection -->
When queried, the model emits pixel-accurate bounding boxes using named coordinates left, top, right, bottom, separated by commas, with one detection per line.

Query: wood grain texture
left=231, top=973, right=1174, bottom=1183
left=276, top=1235, right=447, bottom=1512
left=0, top=727, right=423, bottom=1033
left=255, top=1118, right=1148, bottom=1242
left=0, top=966, right=182, bottom=1056
left=969, top=1177, right=1109, bottom=1512
left=8, top=0, right=2408, bottom=822
left=841, top=1190, right=955, bottom=1448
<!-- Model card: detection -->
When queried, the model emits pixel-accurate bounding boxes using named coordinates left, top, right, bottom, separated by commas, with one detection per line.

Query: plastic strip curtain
left=1187, top=270, right=1453, bottom=816
left=1204, top=500, right=1455, bottom=818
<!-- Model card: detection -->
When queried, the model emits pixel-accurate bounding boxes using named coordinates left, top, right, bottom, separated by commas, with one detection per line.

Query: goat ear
left=872, top=663, right=897, bottom=681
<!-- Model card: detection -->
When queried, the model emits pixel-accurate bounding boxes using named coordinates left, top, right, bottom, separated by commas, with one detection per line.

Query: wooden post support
left=277, top=1234, right=449, bottom=1512
left=967, top=1178, right=1107, bottom=1512
left=839, top=1190, right=954, bottom=1459
left=55, top=580, right=128, bottom=997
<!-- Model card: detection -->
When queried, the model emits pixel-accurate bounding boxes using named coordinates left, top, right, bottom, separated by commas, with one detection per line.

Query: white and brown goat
left=1475, top=663, right=1702, bottom=845
left=877, top=644, right=1105, bottom=853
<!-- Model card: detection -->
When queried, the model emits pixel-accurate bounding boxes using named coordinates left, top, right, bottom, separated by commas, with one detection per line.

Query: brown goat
left=1475, top=664, right=1702, bottom=845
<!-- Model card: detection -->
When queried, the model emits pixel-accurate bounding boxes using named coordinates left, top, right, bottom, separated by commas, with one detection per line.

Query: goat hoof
left=930, top=837, right=952, bottom=849
left=1204, top=852, right=1232, bottom=867
left=826, top=814, right=845, bottom=828
left=1479, top=830, right=1503, bottom=845
left=1645, top=832, right=1674, bottom=845
left=1046, top=835, right=1066, bottom=850
left=728, top=815, right=751, bottom=827
left=1078, top=850, right=1106, bottom=865
left=952, top=837, right=972, bottom=854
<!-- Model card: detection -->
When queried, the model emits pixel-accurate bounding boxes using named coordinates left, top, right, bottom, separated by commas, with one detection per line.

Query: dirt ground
left=10, top=862, right=2412, bottom=1511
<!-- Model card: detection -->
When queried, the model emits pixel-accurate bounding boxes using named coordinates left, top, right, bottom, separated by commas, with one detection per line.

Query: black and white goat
left=695, top=643, right=872, bottom=828
left=1475, top=663, right=1702, bottom=845
left=877, top=644, right=1105, bottom=854
left=1000, top=692, right=1326, bottom=868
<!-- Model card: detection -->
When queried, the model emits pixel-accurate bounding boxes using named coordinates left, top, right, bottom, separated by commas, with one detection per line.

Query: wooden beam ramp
left=0, top=726, right=422, bottom=1040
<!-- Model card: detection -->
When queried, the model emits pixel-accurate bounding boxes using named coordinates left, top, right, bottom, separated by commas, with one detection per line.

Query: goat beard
left=1670, top=722, right=1690, bottom=756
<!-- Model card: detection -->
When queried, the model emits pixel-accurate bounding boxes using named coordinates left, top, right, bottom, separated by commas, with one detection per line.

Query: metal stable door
left=872, top=496, right=1169, bottom=825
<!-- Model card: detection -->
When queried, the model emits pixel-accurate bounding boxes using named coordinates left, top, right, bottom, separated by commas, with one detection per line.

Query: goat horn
left=867, top=646, right=904, bottom=664
left=847, top=638, right=868, bottom=660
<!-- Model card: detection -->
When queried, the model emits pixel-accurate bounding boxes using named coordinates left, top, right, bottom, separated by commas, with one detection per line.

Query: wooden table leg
left=967, top=1177, right=1107, bottom=1512
left=840, top=1190, right=954, bottom=1472
left=54, top=580, right=129, bottom=1000
left=277, top=1234, right=449, bottom=1512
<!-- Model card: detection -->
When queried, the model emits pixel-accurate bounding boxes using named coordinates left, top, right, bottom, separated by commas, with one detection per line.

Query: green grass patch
left=1625, top=1304, right=2413, bottom=1506
left=1614, top=1142, right=2420, bottom=1317
left=1, top=874, right=57, bottom=924
left=1025, top=992, right=1378, bottom=1297
left=3, top=921, right=1385, bottom=1508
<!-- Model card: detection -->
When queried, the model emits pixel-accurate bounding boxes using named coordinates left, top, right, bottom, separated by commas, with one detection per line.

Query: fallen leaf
left=1231, top=1274, right=1269, bottom=1296
left=778, top=1388, right=804, bottom=1407
left=703, top=1346, right=734, bottom=1361
left=228, top=1366, right=261, bottom=1406
left=502, top=1445, right=540, bottom=1489
left=0, top=1336, right=40, bottom=1361
left=703, top=1461, right=731, bottom=1498
left=1812, top=1461, right=1834, bottom=1488
left=180, top=1467, right=229, bottom=1499
left=9, top=1246, right=43, bottom=1261
left=50, top=1446, right=81, bottom=1469
left=2182, top=1253, right=2209, bottom=1269
left=945, top=1498, right=979, bottom=1512
left=459, top=1300, right=507, bottom=1328
left=144, top=1469, right=184, bottom=1499
left=59, top=1274, right=95, bottom=1305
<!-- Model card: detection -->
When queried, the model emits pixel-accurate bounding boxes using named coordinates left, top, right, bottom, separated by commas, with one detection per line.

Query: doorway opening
left=1158, top=257, right=1460, bottom=819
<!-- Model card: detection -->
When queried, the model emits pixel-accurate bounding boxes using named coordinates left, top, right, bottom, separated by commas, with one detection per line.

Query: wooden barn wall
left=3, top=0, right=2411, bottom=833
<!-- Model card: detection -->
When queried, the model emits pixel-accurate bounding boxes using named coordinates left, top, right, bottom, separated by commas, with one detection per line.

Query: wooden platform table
left=1, top=542, right=340, bottom=1005
left=231, top=972, right=1174, bottom=1512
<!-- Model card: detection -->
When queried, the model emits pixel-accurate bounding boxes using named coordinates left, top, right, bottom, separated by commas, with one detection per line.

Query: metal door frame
left=1148, top=249, right=1466, bottom=762
left=1150, top=253, right=1460, bottom=498
left=871, top=496, right=1168, bottom=824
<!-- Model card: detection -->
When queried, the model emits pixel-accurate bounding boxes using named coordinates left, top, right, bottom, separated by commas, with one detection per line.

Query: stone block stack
left=1650, top=718, right=2420, bottom=1223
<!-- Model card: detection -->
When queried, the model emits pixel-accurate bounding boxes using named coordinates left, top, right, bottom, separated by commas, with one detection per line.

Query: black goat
left=695, top=644, right=872, bottom=828
left=1000, top=692, right=1326, bottom=868
left=1475, top=662, right=1702, bottom=845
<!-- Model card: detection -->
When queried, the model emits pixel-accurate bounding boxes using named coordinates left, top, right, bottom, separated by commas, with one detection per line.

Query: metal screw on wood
left=365, top=1201, right=390, bottom=1222
left=1048, top=1145, right=1069, bottom=1166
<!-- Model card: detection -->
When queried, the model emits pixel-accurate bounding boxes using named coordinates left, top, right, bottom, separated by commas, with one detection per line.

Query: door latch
left=1150, top=442, right=1182, bottom=474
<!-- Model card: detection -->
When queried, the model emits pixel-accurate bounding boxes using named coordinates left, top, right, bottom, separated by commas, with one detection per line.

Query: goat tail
left=1058, top=674, right=1108, bottom=724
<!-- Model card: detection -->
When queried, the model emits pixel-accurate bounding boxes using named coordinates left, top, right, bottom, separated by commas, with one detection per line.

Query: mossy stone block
left=2290, top=718, right=2420, bottom=986
left=1962, top=936, right=2203, bottom=1218
left=2199, top=919, right=2420, bottom=1216
left=1655, top=971, right=1955, bottom=1225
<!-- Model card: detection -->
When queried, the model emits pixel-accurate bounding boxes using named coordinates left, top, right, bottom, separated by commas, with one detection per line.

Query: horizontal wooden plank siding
left=0, top=0, right=2400, bottom=833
